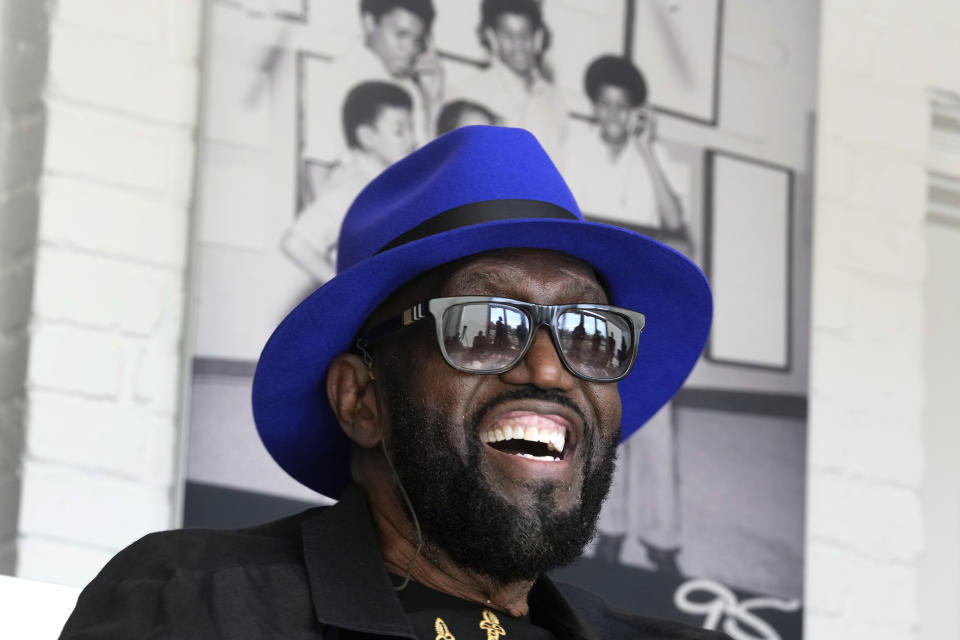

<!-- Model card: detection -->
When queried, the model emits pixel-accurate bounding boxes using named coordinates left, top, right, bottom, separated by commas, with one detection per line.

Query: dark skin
left=326, top=249, right=623, bottom=617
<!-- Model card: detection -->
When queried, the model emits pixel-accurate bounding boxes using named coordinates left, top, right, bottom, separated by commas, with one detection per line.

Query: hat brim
left=252, top=217, right=712, bottom=499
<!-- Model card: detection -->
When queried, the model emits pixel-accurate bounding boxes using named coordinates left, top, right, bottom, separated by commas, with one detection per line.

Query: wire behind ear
left=380, top=439, right=424, bottom=591
left=356, top=338, right=376, bottom=380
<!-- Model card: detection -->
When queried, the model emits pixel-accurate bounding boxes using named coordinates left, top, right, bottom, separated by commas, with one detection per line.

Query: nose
left=499, top=327, right=576, bottom=391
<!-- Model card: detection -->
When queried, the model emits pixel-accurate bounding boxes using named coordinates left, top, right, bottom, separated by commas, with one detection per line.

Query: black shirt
left=395, top=578, right=556, bottom=639
left=60, top=485, right=726, bottom=639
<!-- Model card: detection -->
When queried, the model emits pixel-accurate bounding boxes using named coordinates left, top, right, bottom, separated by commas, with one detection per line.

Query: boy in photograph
left=562, top=55, right=686, bottom=243
left=356, top=0, right=444, bottom=134
left=303, top=0, right=443, bottom=185
left=286, top=81, right=415, bottom=282
left=450, top=0, right=568, bottom=157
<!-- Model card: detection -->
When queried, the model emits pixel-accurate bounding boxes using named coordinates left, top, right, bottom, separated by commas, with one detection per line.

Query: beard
left=384, top=377, right=620, bottom=584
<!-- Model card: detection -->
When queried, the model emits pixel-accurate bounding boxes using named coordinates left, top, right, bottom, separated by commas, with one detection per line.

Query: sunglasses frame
left=363, top=295, right=645, bottom=383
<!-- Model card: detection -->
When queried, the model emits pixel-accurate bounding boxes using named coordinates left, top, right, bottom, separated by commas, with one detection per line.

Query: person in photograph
left=435, top=99, right=500, bottom=136
left=562, top=55, right=687, bottom=247
left=564, top=55, right=687, bottom=575
left=449, top=0, right=568, bottom=157
left=302, top=0, right=443, bottom=199
left=60, top=126, right=719, bottom=639
left=358, top=0, right=444, bottom=128
left=594, top=402, right=682, bottom=575
left=286, top=81, right=415, bottom=282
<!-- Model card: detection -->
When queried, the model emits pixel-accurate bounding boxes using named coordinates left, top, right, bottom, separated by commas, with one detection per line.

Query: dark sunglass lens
left=557, top=308, right=634, bottom=379
left=440, top=302, right=530, bottom=372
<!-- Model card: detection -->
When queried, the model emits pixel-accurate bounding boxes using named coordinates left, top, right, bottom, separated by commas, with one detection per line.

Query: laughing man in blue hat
left=61, top=126, right=719, bottom=639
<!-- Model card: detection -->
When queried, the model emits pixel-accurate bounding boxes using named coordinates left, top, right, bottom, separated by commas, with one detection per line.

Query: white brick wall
left=40, top=176, right=188, bottom=267
left=14, top=536, right=114, bottom=589
left=806, top=1, right=958, bottom=638
left=0, top=0, right=203, bottom=587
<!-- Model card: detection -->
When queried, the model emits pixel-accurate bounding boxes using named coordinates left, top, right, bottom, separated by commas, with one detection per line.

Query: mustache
left=466, top=385, right=590, bottom=432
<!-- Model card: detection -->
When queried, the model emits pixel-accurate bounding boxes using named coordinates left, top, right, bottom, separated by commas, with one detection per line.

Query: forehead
left=373, top=105, right=412, bottom=126
left=440, top=249, right=608, bottom=304
left=494, top=12, right=536, bottom=34
left=595, top=84, right=632, bottom=105
left=378, top=7, right=425, bottom=34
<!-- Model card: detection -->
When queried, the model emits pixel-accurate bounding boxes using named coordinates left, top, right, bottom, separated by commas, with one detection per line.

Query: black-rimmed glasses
left=360, top=296, right=646, bottom=382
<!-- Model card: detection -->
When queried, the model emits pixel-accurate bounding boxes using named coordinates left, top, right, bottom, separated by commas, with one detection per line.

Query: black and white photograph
left=630, top=0, right=722, bottom=124
left=560, top=53, right=693, bottom=252
left=187, top=2, right=819, bottom=637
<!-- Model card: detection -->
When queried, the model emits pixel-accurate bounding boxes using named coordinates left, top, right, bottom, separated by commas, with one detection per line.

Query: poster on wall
left=186, top=1, right=818, bottom=638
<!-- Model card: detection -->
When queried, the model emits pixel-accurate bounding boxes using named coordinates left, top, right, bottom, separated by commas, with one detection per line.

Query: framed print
left=704, top=150, right=793, bottom=370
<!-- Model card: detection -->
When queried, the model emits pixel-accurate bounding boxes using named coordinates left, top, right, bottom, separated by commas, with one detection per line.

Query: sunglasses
left=361, top=296, right=646, bottom=382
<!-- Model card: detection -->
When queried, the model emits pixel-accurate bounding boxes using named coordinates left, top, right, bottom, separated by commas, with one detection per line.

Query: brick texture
left=18, top=459, right=171, bottom=550
left=0, top=0, right=202, bottom=586
left=14, top=536, right=115, bottom=588
left=805, top=1, right=954, bottom=638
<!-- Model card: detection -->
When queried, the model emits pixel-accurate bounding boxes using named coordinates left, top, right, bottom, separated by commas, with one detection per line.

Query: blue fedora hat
left=253, top=126, right=711, bottom=499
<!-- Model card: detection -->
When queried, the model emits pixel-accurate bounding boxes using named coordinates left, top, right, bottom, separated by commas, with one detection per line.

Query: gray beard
left=385, top=377, right=620, bottom=584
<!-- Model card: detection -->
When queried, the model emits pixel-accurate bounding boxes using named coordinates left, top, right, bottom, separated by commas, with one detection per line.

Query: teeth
left=479, top=418, right=568, bottom=457
left=515, top=453, right=560, bottom=462
left=551, top=432, right=565, bottom=453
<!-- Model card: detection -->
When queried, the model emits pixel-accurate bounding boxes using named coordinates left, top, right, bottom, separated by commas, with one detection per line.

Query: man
left=562, top=55, right=686, bottom=246
left=302, top=0, right=443, bottom=181
left=450, top=0, right=567, bottom=157
left=563, top=56, right=689, bottom=572
left=61, top=127, right=719, bottom=638
left=287, top=80, right=415, bottom=282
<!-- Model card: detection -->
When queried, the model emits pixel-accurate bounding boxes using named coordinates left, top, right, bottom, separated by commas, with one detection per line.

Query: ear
left=483, top=27, right=500, bottom=58
left=327, top=352, right=384, bottom=448
left=361, top=12, right=377, bottom=37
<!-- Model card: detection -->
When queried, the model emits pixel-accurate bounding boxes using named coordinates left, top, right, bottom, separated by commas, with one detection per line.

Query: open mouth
left=480, top=418, right=568, bottom=462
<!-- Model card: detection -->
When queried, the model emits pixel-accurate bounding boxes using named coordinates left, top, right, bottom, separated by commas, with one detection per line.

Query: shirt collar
left=529, top=579, right=602, bottom=640
left=488, top=57, right=550, bottom=96
left=301, top=484, right=416, bottom=638
left=300, top=483, right=598, bottom=639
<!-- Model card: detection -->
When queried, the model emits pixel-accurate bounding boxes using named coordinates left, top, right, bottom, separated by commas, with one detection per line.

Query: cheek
left=591, top=386, right=622, bottom=440
left=405, top=346, right=478, bottom=435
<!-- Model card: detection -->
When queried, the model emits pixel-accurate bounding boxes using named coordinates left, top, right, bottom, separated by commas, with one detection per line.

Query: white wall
left=919, top=91, right=960, bottom=639
left=921, top=219, right=960, bottom=640
left=0, top=0, right=203, bottom=587
left=806, top=1, right=960, bottom=638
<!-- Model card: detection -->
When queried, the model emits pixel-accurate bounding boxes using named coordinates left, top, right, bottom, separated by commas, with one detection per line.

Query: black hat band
left=376, top=199, right=578, bottom=254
